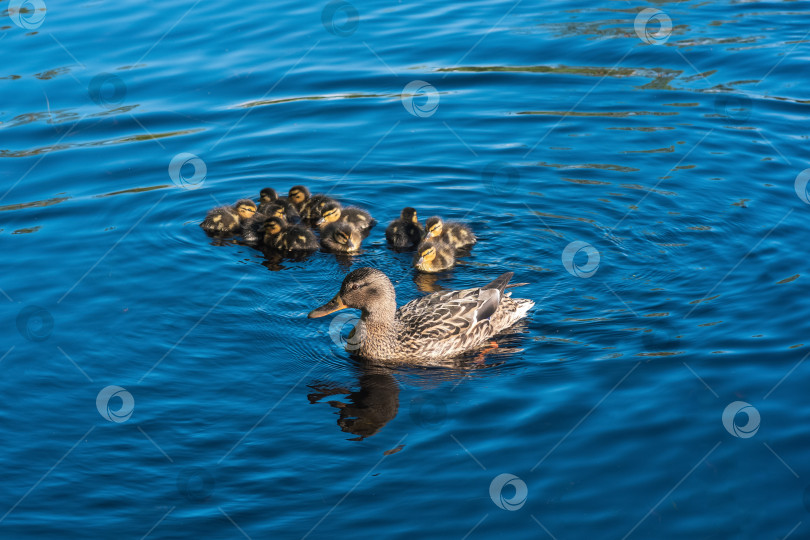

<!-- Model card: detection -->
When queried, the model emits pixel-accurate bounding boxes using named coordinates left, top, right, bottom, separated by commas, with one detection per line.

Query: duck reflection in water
left=308, top=364, right=400, bottom=441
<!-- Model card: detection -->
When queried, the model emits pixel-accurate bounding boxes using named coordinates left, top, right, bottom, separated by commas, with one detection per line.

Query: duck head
left=317, top=202, right=342, bottom=226
left=308, top=267, right=394, bottom=318
left=288, top=185, right=310, bottom=206
left=425, top=216, right=443, bottom=238
left=401, top=207, right=419, bottom=224
left=259, top=188, right=278, bottom=204
left=234, top=199, right=257, bottom=221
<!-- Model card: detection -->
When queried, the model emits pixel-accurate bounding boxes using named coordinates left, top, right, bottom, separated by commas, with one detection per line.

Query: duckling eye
left=351, top=283, right=359, bottom=291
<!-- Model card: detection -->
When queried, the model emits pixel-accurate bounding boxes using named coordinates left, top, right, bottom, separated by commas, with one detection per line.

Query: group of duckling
left=200, top=185, right=476, bottom=272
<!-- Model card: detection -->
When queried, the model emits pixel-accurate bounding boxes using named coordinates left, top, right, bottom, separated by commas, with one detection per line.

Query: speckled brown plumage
left=309, top=267, right=534, bottom=363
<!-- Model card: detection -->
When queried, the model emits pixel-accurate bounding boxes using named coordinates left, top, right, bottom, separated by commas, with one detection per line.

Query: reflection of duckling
left=200, top=199, right=257, bottom=234
left=424, top=216, right=476, bottom=249
left=262, top=216, right=319, bottom=254
left=321, top=221, right=363, bottom=253
left=385, top=207, right=423, bottom=249
left=317, top=201, right=376, bottom=234
left=413, top=239, right=455, bottom=273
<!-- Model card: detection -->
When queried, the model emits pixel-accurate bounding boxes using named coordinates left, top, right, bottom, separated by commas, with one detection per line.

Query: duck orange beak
left=308, top=294, right=348, bottom=318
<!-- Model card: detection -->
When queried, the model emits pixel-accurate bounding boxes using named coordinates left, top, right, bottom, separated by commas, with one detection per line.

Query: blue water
left=3, top=0, right=809, bottom=537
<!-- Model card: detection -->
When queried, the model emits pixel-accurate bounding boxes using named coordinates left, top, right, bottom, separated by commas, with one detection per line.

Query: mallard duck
left=200, top=199, right=257, bottom=234
left=262, top=216, right=318, bottom=254
left=317, top=201, right=376, bottom=234
left=424, top=217, right=476, bottom=249
left=321, top=221, right=363, bottom=253
left=287, top=185, right=311, bottom=213
left=241, top=212, right=270, bottom=244
left=386, top=207, right=424, bottom=249
left=308, top=267, right=534, bottom=362
left=413, top=239, right=455, bottom=273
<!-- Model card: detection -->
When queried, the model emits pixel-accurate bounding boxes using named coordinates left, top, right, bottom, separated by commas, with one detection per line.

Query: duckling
left=321, top=221, right=363, bottom=253
left=262, top=216, right=319, bottom=255
left=257, top=187, right=280, bottom=214
left=424, top=216, right=476, bottom=249
left=262, top=201, right=301, bottom=225
left=287, top=185, right=311, bottom=214
left=413, top=238, right=455, bottom=273
left=200, top=199, right=257, bottom=234
left=317, top=201, right=377, bottom=235
left=287, top=185, right=337, bottom=226
left=385, top=207, right=424, bottom=249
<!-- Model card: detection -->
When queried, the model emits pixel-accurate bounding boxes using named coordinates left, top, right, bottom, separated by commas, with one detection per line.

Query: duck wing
left=397, top=272, right=514, bottom=344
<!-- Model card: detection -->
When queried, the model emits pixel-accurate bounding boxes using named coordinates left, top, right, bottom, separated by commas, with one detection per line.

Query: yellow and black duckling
left=413, top=238, right=455, bottom=273
left=308, top=267, right=534, bottom=362
left=261, top=201, right=301, bottom=225
left=288, top=185, right=338, bottom=227
left=317, top=201, right=377, bottom=235
left=200, top=199, right=257, bottom=234
left=385, top=207, right=424, bottom=249
left=262, top=216, right=319, bottom=255
left=321, top=221, right=363, bottom=253
left=257, top=187, right=282, bottom=213
left=424, top=216, right=476, bottom=249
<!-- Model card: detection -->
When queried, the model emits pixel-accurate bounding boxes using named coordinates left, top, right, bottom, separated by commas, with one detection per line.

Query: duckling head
left=308, top=267, right=395, bottom=318
left=401, top=207, right=419, bottom=224
left=317, top=202, right=342, bottom=226
left=425, top=217, right=443, bottom=238
left=235, top=199, right=257, bottom=221
left=332, top=224, right=361, bottom=252
left=415, top=241, right=438, bottom=267
left=263, top=203, right=286, bottom=220
left=259, top=188, right=278, bottom=203
left=262, top=216, right=286, bottom=240
left=288, top=185, right=310, bottom=205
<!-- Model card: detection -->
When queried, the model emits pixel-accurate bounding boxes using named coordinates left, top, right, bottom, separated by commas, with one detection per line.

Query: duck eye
left=351, top=283, right=359, bottom=291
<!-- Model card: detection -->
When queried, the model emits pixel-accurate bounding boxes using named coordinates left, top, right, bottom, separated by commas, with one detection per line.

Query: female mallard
left=308, top=267, right=534, bottom=362
left=385, top=207, right=423, bottom=249
left=262, top=216, right=319, bottom=254
left=424, top=216, right=476, bottom=249
left=321, top=221, right=363, bottom=253
left=317, top=201, right=376, bottom=235
left=200, top=199, right=257, bottom=234
left=413, top=239, right=455, bottom=273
